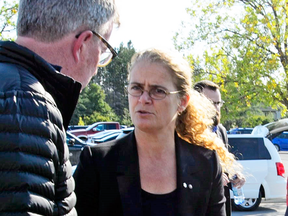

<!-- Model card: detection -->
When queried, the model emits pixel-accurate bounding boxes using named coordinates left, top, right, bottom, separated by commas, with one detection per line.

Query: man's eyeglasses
left=127, top=84, right=181, bottom=100
left=211, top=100, right=225, bottom=107
left=75, top=30, right=117, bottom=67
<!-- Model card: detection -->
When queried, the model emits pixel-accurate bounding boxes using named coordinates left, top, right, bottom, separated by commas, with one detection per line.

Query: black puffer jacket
left=0, top=41, right=81, bottom=215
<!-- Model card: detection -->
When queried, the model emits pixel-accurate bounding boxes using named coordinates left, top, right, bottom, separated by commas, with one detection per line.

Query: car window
left=277, top=132, right=288, bottom=139
left=106, top=124, right=117, bottom=129
left=228, top=137, right=271, bottom=160
left=95, top=124, right=104, bottom=131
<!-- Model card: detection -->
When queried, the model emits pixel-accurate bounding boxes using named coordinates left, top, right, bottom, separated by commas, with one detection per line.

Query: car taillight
left=276, top=162, right=285, bottom=177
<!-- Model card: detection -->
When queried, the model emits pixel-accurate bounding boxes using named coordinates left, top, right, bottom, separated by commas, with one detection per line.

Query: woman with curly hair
left=74, top=48, right=240, bottom=216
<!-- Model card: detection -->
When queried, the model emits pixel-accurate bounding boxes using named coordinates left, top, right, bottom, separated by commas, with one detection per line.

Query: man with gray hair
left=0, top=0, right=119, bottom=215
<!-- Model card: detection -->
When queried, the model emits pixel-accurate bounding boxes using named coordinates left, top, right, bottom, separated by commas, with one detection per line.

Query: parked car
left=66, top=131, right=95, bottom=165
left=86, top=130, right=121, bottom=144
left=70, top=122, right=121, bottom=142
left=67, top=125, right=88, bottom=131
left=227, top=132, right=286, bottom=211
left=262, top=119, right=288, bottom=214
left=272, top=131, right=288, bottom=151
left=116, top=127, right=134, bottom=140
left=227, top=127, right=253, bottom=134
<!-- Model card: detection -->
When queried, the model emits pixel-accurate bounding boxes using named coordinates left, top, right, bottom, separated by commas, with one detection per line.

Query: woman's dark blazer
left=74, top=131, right=226, bottom=216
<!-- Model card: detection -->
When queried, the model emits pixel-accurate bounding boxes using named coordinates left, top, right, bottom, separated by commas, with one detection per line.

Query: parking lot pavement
left=232, top=198, right=286, bottom=215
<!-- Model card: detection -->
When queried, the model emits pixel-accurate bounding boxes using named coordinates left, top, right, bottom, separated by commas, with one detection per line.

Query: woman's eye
left=154, top=88, right=166, bottom=94
left=130, top=85, right=141, bottom=91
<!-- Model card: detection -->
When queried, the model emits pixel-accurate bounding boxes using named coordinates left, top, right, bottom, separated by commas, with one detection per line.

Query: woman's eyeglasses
left=127, top=84, right=181, bottom=100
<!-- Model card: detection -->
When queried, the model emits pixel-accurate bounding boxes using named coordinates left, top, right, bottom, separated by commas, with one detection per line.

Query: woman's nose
left=138, top=90, right=152, bottom=103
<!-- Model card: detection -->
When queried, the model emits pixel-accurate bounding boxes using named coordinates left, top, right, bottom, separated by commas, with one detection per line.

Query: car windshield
left=86, top=122, right=99, bottom=131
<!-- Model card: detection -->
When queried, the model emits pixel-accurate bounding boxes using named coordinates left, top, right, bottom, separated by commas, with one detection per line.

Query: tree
left=93, top=41, right=136, bottom=124
left=70, top=83, right=118, bottom=125
left=0, top=0, right=18, bottom=40
left=174, top=0, right=288, bottom=127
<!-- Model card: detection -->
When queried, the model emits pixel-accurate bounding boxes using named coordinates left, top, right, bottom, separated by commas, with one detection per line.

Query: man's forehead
left=202, top=88, right=221, bottom=101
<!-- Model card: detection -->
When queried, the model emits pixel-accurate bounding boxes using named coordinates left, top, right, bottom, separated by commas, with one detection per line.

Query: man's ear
left=72, top=31, right=94, bottom=63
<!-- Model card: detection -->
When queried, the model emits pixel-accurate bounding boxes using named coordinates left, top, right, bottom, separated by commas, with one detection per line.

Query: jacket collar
left=116, top=132, right=142, bottom=216
left=116, top=131, right=203, bottom=216
left=175, top=134, right=205, bottom=215
left=0, top=41, right=82, bottom=129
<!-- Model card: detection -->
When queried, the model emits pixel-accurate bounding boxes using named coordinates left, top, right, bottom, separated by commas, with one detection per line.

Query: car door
left=277, top=132, right=288, bottom=150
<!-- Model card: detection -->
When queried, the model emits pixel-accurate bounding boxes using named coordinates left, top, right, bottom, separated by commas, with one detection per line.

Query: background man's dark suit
left=215, top=124, right=232, bottom=215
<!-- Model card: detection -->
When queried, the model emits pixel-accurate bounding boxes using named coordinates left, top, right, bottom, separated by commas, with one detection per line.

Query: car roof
left=85, top=122, right=119, bottom=130
left=228, top=134, right=265, bottom=138
left=231, top=127, right=253, bottom=130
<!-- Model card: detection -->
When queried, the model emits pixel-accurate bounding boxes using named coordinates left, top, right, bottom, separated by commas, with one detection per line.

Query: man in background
left=194, top=80, right=245, bottom=216
left=0, top=0, right=119, bottom=215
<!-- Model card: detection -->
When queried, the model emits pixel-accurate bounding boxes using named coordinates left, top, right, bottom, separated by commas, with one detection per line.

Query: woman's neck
left=135, top=128, right=176, bottom=157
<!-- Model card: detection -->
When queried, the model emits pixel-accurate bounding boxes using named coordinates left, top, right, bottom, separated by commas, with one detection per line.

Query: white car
left=116, top=127, right=134, bottom=140
left=86, top=130, right=121, bottom=144
left=228, top=132, right=286, bottom=211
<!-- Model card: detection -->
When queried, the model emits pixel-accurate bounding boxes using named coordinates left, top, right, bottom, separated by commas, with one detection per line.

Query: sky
left=3, top=0, right=192, bottom=51
left=110, top=0, right=192, bottom=51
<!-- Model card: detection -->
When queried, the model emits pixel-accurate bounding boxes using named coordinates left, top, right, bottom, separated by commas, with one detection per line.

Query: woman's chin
left=134, top=123, right=156, bottom=133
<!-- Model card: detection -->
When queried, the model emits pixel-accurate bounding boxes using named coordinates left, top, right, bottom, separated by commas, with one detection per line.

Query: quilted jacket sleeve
left=0, top=62, right=77, bottom=215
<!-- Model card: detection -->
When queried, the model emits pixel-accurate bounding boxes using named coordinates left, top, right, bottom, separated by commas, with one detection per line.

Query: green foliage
left=93, top=41, right=136, bottom=125
left=71, top=42, right=136, bottom=126
left=121, top=108, right=133, bottom=127
left=242, top=114, right=274, bottom=128
left=78, top=117, right=85, bottom=126
left=0, top=0, right=18, bottom=40
left=83, top=111, right=117, bottom=125
left=223, top=107, right=275, bottom=129
left=175, top=0, right=288, bottom=126
left=70, top=83, right=118, bottom=125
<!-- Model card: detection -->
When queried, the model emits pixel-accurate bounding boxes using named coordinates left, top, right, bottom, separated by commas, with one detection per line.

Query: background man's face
left=202, top=88, right=222, bottom=126
left=202, top=88, right=222, bottom=113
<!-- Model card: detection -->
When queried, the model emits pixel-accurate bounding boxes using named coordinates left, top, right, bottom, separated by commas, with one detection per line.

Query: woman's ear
left=72, top=31, right=94, bottom=63
left=178, top=93, right=190, bottom=113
